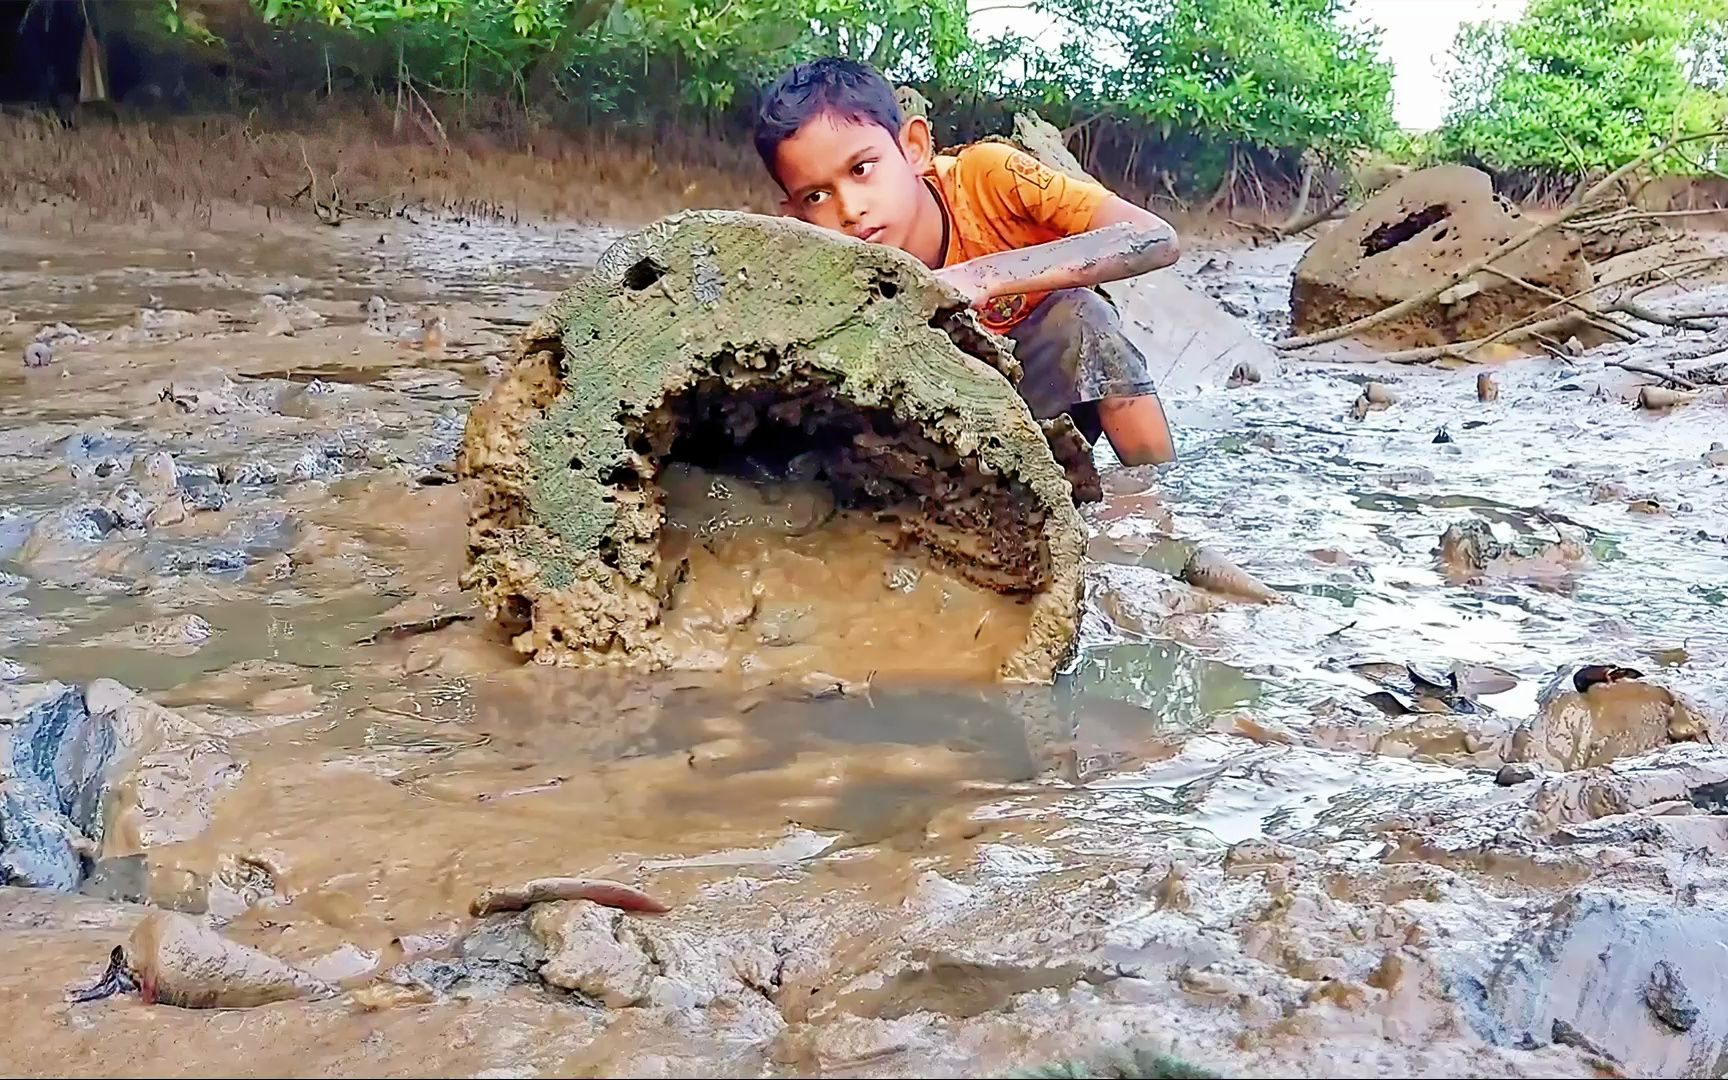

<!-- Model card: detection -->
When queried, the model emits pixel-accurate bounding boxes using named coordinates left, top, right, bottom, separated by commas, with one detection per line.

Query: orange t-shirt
left=927, top=140, right=1114, bottom=332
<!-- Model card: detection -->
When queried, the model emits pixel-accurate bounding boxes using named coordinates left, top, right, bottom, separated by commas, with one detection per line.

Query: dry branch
left=1480, top=265, right=1640, bottom=341
left=1609, top=361, right=1700, bottom=389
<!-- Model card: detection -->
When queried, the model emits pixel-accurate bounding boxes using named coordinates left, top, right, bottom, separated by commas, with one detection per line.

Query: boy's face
left=772, top=111, right=934, bottom=253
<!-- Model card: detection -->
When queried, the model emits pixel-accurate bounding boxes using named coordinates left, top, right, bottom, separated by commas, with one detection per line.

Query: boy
left=753, top=57, right=1179, bottom=465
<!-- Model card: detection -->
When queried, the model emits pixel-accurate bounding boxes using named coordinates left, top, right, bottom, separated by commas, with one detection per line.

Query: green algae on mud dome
left=457, top=210, right=1097, bottom=682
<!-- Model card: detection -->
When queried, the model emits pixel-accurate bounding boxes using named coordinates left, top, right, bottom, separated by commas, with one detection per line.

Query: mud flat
left=0, top=194, right=1726, bottom=1078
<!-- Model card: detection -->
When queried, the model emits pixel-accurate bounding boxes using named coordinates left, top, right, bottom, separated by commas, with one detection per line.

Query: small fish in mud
left=1179, top=547, right=1284, bottom=604
left=127, top=912, right=336, bottom=1009
left=67, top=946, right=138, bottom=1003
left=1476, top=372, right=1499, bottom=402
left=1432, top=425, right=1453, bottom=444
left=1225, top=362, right=1261, bottom=388
left=469, top=877, right=671, bottom=917
left=23, top=341, right=52, bottom=368
left=1363, top=381, right=1398, bottom=406
left=1573, top=664, right=1644, bottom=694
left=1637, top=385, right=1697, bottom=410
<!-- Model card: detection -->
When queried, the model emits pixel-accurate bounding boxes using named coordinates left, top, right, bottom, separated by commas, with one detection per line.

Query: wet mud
left=1, top=204, right=1726, bottom=1078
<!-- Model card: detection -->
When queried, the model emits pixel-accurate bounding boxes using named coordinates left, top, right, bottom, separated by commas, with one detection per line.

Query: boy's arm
left=935, top=196, right=1179, bottom=304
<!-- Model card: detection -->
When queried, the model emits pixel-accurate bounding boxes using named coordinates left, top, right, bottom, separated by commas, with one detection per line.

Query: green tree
left=1439, top=0, right=1728, bottom=174
left=1015, top=0, right=1397, bottom=158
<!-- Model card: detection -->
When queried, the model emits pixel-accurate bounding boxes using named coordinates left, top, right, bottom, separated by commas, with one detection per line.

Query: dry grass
left=0, top=104, right=779, bottom=228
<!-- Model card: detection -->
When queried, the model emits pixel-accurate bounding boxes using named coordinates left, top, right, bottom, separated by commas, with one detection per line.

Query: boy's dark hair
left=753, top=57, right=903, bottom=183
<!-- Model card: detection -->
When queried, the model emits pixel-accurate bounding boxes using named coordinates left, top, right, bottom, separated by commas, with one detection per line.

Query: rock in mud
left=1508, top=678, right=1708, bottom=771
left=128, top=912, right=336, bottom=1008
left=1289, top=165, right=1593, bottom=348
left=457, top=211, right=1092, bottom=682
left=530, top=902, right=656, bottom=1007
left=1, top=683, right=114, bottom=889
left=1645, top=960, right=1698, bottom=1033
left=1460, top=892, right=1728, bottom=1077
left=1, top=679, right=223, bottom=890
left=22, top=342, right=52, bottom=368
left=255, top=293, right=326, bottom=335
left=1435, top=519, right=1589, bottom=584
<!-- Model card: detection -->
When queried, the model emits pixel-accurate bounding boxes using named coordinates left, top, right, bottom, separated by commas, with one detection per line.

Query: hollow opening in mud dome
left=631, top=372, right=1046, bottom=682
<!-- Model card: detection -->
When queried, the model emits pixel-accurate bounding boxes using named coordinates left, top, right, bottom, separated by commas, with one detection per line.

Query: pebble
left=1644, top=960, right=1698, bottom=1032
left=22, top=342, right=51, bottom=368
left=1495, top=763, right=1537, bottom=786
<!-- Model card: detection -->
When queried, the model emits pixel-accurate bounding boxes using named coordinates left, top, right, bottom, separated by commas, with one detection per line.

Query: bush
left=1438, top=0, right=1728, bottom=176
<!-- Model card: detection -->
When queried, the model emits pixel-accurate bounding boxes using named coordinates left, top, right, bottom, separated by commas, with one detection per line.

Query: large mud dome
left=458, top=211, right=1094, bottom=683
left=1290, top=165, right=1594, bottom=348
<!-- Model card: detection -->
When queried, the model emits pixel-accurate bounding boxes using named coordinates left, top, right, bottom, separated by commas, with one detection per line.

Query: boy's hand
left=933, top=263, right=992, bottom=307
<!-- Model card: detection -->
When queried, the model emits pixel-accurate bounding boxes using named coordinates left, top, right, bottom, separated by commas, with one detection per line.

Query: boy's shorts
left=1004, top=288, right=1159, bottom=445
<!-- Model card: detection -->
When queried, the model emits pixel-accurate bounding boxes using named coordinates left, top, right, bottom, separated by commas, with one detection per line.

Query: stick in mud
left=470, top=877, right=671, bottom=917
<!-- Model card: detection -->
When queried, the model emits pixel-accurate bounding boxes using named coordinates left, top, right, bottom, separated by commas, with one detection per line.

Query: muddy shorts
left=1004, top=287, right=1158, bottom=444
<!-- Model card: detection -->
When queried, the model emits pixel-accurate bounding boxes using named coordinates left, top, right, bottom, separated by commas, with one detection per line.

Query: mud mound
left=1290, top=165, right=1594, bottom=348
left=457, top=211, right=1092, bottom=683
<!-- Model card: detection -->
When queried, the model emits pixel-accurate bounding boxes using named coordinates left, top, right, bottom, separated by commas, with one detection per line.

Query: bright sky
left=970, top=0, right=1532, bottom=131
left=1348, top=0, right=1529, bottom=129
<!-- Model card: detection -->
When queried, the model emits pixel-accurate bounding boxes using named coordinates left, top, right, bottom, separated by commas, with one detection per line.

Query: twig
left=1285, top=155, right=1320, bottom=229
left=1609, top=361, right=1699, bottom=390
left=1480, top=265, right=1640, bottom=342
left=1371, top=313, right=1590, bottom=365
left=1275, top=128, right=1728, bottom=351
left=1611, top=297, right=1728, bottom=328
left=1566, top=206, right=1728, bottom=230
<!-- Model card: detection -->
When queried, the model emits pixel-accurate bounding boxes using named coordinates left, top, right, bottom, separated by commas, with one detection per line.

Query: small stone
left=1644, top=960, right=1698, bottom=1032
left=1225, top=361, right=1261, bottom=388
left=1476, top=372, right=1498, bottom=402
left=22, top=342, right=51, bottom=368
left=1562, top=336, right=1584, bottom=356
left=1495, top=763, right=1537, bottom=786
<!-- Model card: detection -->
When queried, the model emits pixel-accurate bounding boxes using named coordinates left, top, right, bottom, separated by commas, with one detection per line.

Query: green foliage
left=1019, top=0, right=1396, bottom=159
left=1438, top=0, right=1728, bottom=174
left=245, top=0, right=972, bottom=113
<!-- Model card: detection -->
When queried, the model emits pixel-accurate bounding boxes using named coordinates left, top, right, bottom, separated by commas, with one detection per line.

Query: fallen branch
left=1566, top=206, right=1728, bottom=230
left=1358, top=313, right=1589, bottom=365
left=1611, top=297, right=1728, bottom=328
left=1610, top=361, right=1699, bottom=389
left=1275, top=128, right=1728, bottom=351
left=1480, top=265, right=1640, bottom=342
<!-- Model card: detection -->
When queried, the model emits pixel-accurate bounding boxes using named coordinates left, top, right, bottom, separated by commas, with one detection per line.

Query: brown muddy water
left=1, top=209, right=1727, bottom=1078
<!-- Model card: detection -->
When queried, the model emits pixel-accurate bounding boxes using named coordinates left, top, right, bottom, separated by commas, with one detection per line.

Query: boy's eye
left=804, top=190, right=829, bottom=206
left=852, top=160, right=875, bottom=177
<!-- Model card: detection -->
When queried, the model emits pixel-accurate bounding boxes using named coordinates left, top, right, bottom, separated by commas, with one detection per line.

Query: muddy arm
left=937, top=198, right=1180, bottom=302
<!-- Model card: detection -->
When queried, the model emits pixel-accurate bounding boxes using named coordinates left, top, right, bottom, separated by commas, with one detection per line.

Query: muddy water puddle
left=1, top=215, right=1726, bottom=1077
